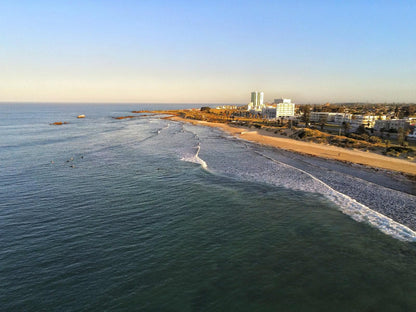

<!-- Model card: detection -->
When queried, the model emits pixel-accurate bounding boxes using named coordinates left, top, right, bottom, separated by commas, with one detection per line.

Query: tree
left=319, top=115, right=328, bottom=130
left=408, top=105, right=416, bottom=117
left=398, top=127, right=405, bottom=146
left=225, top=110, right=231, bottom=121
left=342, top=121, right=351, bottom=136
left=394, top=105, right=400, bottom=118
left=356, top=124, right=366, bottom=135
left=301, top=105, right=311, bottom=127
left=385, top=139, right=390, bottom=152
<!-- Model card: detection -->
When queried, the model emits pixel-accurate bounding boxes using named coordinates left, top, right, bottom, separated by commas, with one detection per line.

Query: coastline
left=169, top=115, right=416, bottom=236
left=170, top=116, right=416, bottom=177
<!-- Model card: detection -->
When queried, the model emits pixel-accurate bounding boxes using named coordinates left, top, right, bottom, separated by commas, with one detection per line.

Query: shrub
left=297, top=129, right=307, bottom=139
left=369, top=136, right=382, bottom=144
left=349, top=133, right=369, bottom=141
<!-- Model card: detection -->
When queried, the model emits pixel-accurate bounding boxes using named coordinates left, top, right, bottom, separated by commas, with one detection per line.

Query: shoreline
left=170, top=116, right=416, bottom=177
left=169, top=115, right=416, bottom=236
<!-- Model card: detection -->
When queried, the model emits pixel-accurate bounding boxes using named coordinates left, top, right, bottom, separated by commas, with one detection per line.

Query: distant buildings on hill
left=215, top=105, right=238, bottom=110
left=310, top=112, right=416, bottom=131
left=309, top=111, right=416, bottom=131
left=245, top=91, right=415, bottom=134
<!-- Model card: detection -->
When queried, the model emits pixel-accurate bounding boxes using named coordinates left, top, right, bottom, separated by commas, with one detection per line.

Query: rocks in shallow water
left=113, top=114, right=151, bottom=119
left=112, top=116, right=137, bottom=120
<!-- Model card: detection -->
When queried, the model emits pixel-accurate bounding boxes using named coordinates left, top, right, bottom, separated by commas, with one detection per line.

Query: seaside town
left=155, top=91, right=416, bottom=161
left=223, top=91, right=416, bottom=140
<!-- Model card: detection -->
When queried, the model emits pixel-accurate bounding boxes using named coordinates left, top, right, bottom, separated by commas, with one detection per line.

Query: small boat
left=77, top=114, right=85, bottom=118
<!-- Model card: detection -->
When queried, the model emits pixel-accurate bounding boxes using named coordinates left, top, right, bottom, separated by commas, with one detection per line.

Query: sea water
left=1, top=103, right=416, bottom=311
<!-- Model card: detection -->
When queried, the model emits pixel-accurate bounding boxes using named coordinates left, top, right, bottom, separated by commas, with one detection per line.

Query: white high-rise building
left=249, top=91, right=264, bottom=111
left=250, top=92, right=258, bottom=108
left=258, top=92, right=264, bottom=109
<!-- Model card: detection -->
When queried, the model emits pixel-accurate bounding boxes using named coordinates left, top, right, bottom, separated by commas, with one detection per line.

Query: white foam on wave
left=173, top=124, right=208, bottom=170
left=181, top=144, right=208, bottom=169
left=255, top=151, right=416, bottom=242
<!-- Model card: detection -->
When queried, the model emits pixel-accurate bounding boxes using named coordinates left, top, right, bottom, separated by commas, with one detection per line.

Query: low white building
left=374, top=118, right=411, bottom=131
left=276, top=99, right=295, bottom=118
left=310, top=112, right=334, bottom=123
left=350, top=115, right=379, bottom=129
left=309, top=112, right=352, bottom=124
left=262, top=105, right=278, bottom=119
left=333, top=113, right=352, bottom=124
left=215, top=105, right=237, bottom=109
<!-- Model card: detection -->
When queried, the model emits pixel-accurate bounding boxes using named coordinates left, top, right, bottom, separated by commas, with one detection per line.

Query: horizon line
left=1, top=101, right=416, bottom=105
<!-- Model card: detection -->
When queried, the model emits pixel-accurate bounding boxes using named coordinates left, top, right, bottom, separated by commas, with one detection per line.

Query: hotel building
left=275, top=99, right=295, bottom=118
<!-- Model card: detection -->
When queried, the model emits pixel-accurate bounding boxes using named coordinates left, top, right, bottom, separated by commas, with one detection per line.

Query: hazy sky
left=1, top=0, right=415, bottom=104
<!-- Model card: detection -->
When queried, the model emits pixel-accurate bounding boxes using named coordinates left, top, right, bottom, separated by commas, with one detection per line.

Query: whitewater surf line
left=254, top=150, right=416, bottom=242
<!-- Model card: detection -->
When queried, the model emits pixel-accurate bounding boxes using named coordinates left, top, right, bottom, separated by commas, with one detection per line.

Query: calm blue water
left=1, top=103, right=416, bottom=311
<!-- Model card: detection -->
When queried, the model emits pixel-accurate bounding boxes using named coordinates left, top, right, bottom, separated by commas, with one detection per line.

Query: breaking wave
left=254, top=151, right=416, bottom=242
left=181, top=144, right=208, bottom=169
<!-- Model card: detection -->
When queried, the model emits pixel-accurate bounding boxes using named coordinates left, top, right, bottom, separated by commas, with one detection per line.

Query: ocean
left=1, top=103, right=416, bottom=311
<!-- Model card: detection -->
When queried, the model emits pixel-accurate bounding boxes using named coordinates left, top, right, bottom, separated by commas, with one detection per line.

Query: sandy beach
left=171, top=117, right=416, bottom=176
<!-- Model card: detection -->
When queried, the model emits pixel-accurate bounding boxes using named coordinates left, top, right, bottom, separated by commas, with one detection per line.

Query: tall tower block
left=250, top=91, right=264, bottom=110
left=251, top=92, right=258, bottom=108
left=258, top=92, right=264, bottom=107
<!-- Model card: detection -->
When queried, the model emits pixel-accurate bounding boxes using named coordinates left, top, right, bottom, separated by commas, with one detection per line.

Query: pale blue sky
left=0, top=0, right=415, bottom=103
